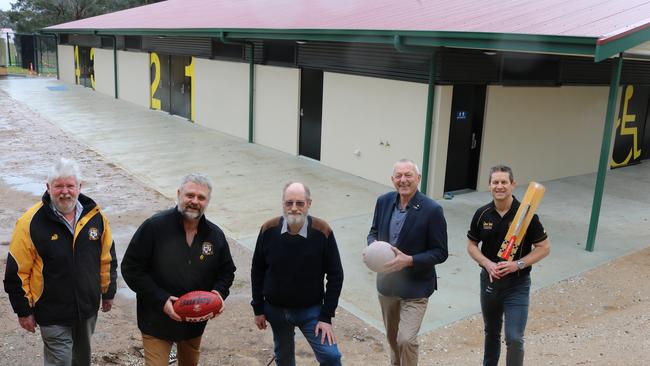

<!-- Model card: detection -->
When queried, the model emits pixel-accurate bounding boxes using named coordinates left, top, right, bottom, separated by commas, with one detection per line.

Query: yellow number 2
left=150, top=53, right=161, bottom=110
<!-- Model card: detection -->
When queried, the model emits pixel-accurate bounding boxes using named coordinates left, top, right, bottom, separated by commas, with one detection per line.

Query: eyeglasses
left=284, top=200, right=307, bottom=208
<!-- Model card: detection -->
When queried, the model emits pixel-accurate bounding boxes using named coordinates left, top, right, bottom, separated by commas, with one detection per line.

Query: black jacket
left=121, top=207, right=236, bottom=341
left=4, top=193, right=118, bottom=326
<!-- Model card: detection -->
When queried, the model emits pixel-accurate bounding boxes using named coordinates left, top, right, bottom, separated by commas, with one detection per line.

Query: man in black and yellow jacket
left=3, top=158, right=117, bottom=366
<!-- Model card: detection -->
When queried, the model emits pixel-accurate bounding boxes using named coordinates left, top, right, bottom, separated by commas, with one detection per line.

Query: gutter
left=93, top=31, right=118, bottom=98
left=44, top=28, right=600, bottom=59
left=110, top=35, right=118, bottom=99
left=219, top=31, right=255, bottom=144
left=393, top=35, right=436, bottom=196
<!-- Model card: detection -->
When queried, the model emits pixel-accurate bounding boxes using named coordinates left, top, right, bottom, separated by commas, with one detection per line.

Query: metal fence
left=1, top=33, right=58, bottom=77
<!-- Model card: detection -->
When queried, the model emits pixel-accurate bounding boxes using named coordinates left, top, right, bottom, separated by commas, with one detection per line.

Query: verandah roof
left=44, top=0, right=650, bottom=61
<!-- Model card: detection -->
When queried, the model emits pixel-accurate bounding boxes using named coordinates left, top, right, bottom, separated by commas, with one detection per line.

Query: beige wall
left=194, top=59, right=249, bottom=140
left=428, top=85, right=454, bottom=198
left=117, top=51, right=149, bottom=108
left=321, top=72, right=428, bottom=186
left=93, top=48, right=115, bottom=98
left=58, top=45, right=75, bottom=85
left=254, top=65, right=300, bottom=154
left=478, top=86, right=609, bottom=189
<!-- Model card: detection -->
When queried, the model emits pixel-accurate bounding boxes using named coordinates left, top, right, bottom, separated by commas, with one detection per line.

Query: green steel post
left=248, top=44, right=254, bottom=143
left=32, top=34, right=38, bottom=74
left=585, top=54, right=623, bottom=252
left=54, top=34, right=59, bottom=79
left=219, top=32, right=254, bottom=142
left=6, top=32, right=10, bottom=67
left=420, top=51, right=436, bottom=195
left=392, top=35, right=436, bottom=195
left=111, top=35, right=118, bottom=99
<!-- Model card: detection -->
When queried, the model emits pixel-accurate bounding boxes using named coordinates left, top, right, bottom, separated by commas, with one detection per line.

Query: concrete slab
left=2, top=78, right=649, bottom=334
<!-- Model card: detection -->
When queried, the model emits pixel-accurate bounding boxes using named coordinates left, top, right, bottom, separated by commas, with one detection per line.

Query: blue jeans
left=480, top=269, right=531, bottom=366
left=264, top=303, right=342, bottom=366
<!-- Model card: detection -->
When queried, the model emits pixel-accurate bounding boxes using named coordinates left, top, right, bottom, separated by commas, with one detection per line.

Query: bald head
left=282, top=182, right=311, bottom=201
left=282, top=182, right=312, bottom=229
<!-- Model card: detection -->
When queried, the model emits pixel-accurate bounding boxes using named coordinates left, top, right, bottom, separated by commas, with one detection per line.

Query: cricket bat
left=497, top=182, right=546, bottom=261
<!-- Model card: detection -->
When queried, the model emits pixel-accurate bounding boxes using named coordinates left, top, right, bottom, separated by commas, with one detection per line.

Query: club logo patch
left=483, top=221, right=493, bottom=230
left=51, top=233, right=58, bottom=241
left=88, top=227, right=99, bottom=240
left=202, top=242, right=214, bottom=256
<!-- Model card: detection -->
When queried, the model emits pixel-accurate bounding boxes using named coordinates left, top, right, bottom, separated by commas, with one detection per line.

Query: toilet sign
left=455, top=111, right=469, bottom=121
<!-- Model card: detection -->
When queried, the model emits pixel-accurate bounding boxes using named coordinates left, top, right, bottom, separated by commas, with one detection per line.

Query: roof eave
left=44, top=27, right=598, bottom=58
left=595, top=25, right=650, bottom=62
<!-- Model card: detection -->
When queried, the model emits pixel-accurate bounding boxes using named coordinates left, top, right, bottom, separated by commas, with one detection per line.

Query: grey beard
left=285, top=213, right=305, bottom=226
left=53, top=197, right=76, bottom=214
left=178, top=205, right=202, bottom=220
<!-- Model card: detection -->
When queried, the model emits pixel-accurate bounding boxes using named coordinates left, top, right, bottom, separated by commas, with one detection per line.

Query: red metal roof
left=46, top=0, right=650, bottom=44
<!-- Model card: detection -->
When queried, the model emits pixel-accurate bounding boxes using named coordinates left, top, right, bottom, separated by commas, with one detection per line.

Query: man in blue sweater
left=251, top=182, right=344, bottom=366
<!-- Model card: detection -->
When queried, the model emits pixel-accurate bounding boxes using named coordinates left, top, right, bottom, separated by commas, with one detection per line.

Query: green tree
left=1, top=10, right=15, bottom=28
left=8, top=0, right=165, bottom=33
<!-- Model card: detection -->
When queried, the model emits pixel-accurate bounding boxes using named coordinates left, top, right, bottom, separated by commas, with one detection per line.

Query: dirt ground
left=1, top=87, right=649, bottom=365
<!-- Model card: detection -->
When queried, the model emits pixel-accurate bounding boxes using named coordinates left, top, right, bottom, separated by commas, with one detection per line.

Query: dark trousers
left=480, top=269, right=531, bottom=366
left=40, top=314, right=97, bottom=366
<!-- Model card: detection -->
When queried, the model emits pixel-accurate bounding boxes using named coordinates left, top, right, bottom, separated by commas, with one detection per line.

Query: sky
left=0, top=0, right=13, bottom=11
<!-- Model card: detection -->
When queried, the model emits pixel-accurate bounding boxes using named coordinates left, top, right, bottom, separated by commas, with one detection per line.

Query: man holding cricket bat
left=467, top=165, right=550, bottom=366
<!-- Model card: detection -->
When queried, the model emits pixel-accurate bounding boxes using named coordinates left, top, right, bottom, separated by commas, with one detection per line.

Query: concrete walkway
left=2, top=77, right=649, bottom=333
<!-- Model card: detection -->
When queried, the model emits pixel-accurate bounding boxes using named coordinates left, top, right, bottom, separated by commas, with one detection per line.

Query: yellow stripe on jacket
left=100, top=211, right=114, bottom=294
left=8, top=202, right=45, bottom=307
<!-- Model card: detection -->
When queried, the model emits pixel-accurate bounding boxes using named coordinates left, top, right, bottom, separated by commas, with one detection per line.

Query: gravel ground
left=1, top=86, right=648, bottom=365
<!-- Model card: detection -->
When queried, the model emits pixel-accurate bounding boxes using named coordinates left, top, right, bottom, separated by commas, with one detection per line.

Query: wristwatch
left=516, top=259, right=526, bottom=270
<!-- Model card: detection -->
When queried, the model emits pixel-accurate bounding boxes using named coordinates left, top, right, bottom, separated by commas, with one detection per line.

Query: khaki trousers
left=142, top=333, right=202, bottom=366
left=378, top=294, right=429, bottom=366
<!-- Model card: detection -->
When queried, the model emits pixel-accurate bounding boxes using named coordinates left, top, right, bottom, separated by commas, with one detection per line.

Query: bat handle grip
left=499, top=236, right=517, bottom=260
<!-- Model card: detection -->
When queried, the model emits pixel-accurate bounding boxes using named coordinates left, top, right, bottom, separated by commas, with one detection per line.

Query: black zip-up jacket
left=3, top=192, right=118, bottom=326
left=121, top=207, right=236, bottom=342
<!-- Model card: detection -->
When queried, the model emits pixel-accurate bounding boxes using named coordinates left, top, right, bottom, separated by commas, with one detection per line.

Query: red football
left=173, top=291, right=223, bottom=322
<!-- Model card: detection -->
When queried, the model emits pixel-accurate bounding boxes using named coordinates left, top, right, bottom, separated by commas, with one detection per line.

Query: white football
left=362, top=241, right=396, bottom=273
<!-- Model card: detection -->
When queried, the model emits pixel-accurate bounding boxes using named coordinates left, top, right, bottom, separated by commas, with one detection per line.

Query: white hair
left=392, top=159, right=421, bottom=176
left=47, top=158, right=81, bottom=186
left=180, top=173, right=212, bottom=197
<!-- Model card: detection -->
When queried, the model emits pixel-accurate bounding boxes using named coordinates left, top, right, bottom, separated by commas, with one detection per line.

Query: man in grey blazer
left=367, top=159, right=448, bottom=366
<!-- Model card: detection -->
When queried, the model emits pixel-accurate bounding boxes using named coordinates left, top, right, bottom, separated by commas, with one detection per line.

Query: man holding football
left=121, top=173, right=236, bottom=366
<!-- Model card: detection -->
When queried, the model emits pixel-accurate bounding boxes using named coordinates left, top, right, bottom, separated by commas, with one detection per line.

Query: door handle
left=300, top=108, right=304, bottom=117
left=471, top=133, right=477, bottom=149
left=181, top=84, right=185, bottom=94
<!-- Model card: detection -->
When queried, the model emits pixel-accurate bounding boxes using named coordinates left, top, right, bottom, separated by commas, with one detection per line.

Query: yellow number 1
left=184, top=57, right=195, bottom=122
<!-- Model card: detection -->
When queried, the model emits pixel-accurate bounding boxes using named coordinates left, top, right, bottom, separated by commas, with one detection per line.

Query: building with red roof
left=43, top=0, right=650, bottom=249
